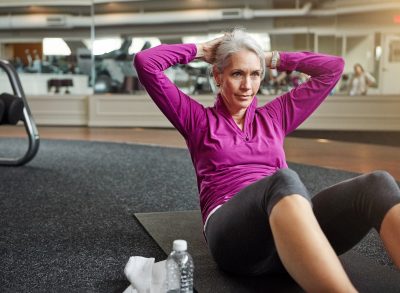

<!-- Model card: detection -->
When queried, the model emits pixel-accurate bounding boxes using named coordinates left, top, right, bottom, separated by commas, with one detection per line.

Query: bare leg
left=380, top=203, right=400, bottom=268
left=270, top=194, right=357, bottom=293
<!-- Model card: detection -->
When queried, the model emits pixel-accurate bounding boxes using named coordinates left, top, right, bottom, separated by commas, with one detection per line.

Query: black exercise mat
left=0, top=138, right=398, bottom=292
left=135, top=210, right=400, bottom=293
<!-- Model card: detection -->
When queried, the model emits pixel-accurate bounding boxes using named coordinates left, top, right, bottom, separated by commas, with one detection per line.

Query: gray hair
left=214, top=28, right=266, bottom=79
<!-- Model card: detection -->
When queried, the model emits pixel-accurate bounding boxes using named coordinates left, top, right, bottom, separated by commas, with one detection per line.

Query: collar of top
left=214, top=93, right=258, bottom=135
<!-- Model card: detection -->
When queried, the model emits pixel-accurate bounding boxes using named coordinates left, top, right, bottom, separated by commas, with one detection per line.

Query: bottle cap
left=173, top=239, right=187, bottom=251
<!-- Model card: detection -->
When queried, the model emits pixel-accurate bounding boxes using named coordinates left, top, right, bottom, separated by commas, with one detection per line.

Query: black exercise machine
left=0, top=59, right=39, bottom=166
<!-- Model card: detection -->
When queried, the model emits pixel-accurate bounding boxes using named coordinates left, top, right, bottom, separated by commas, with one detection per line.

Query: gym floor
left=1, top=126, right=399, bottom=181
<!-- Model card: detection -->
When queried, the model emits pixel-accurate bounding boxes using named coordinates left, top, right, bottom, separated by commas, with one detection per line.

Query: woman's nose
left=241, top=76, right=251, bottom=89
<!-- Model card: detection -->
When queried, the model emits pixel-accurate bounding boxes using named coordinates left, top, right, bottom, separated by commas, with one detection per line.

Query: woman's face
left=354, top=65, right=363, bottom=75
left=215, top=49, right=262, bottom=113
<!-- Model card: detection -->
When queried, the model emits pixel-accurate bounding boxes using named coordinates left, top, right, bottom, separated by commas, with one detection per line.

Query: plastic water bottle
left=166, top=239, right=194, bottom=293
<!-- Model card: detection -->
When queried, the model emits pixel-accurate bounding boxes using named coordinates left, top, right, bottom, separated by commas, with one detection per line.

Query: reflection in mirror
left=0, top=4, right=93, bottom=96
left=90, top=37, right=162, bottom=94
left=0, top=36, right=93, bottom=95
left=91, top=32, right=273, bottom=95
left=0, top=66, right=13, bottom=95
left=1, top=1, right=398, bottom=97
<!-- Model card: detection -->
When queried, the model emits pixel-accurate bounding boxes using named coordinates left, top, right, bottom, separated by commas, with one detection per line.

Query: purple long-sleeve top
left=134, top=43, right=344, bottom=224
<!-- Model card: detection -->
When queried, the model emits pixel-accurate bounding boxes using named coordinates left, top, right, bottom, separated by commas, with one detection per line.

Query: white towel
left=123, top=256, right=166, bottom=293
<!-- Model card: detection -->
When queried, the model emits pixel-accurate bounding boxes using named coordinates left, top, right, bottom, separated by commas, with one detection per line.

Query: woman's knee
left=360, top=170, right=398, bottom=199
left=354, top=170, right=400, bottom=229
left=270, top=168, right=309, bottom=198
left=272, top=167, right=301, bottom=182
left=364, top=170, right=395, bottom=186
left=266, top=168, right=311, bottom=215
left=350, top=170, right=397, bottom=199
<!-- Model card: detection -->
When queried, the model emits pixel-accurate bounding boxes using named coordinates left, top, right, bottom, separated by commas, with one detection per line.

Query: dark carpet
left=0, top=138, right=398, bottom=292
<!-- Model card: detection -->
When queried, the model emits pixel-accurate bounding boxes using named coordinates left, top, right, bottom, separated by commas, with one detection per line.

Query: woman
left=134, top=29, right=400, bottom=292
left=349, top=63, right=376, bottom=96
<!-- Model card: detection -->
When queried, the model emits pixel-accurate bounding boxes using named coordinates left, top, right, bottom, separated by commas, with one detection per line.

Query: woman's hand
left=195, top=36, right=225, bottom=64
left=264, top=51, right=273, bottom=68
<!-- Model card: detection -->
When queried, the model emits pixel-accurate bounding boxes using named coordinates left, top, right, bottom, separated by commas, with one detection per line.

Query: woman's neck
left=231, top=109, right=247, bottom=130
left=219, top=94, right=249, bottom=131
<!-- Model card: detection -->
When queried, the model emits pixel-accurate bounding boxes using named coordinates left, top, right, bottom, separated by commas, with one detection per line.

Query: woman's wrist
left=266, top=51, right=280, bottom=69
left=271, top=51, right=280, bottom=69
left=264, top=51, right=273, bottom=68
left=195, top=44, right=205, bottom=59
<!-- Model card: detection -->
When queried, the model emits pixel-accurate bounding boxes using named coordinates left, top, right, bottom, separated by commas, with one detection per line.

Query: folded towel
left=124, top=256, right=166, bottom=293
left=150, top=260, right=167, bottom=292
left=122, top=285, right=137, bottom=293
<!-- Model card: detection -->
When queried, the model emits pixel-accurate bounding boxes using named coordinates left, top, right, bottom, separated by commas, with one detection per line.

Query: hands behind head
left=195, top=35, right=225, bottom=64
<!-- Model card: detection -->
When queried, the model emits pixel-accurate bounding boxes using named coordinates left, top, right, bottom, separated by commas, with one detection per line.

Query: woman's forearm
left=133, top=43, right=203, bottom=138
left=277, top=52, right=344, bottom=80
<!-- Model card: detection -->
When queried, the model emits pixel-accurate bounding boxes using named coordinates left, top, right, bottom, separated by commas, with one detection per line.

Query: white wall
left=344, top=34, right=375, bottom=74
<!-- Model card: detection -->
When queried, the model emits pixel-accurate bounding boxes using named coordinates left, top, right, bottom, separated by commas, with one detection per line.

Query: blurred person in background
left=349, top=63, right=376, bottom=96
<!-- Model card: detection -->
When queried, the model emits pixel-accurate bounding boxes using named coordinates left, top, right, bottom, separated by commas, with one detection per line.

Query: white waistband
left=203, top=204, right=222, bottom=232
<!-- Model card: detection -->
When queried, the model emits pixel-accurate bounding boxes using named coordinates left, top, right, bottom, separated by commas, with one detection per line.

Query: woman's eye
left=232, top=72, right=242, bottom=77
left=251, top=72, right=261, bottom=77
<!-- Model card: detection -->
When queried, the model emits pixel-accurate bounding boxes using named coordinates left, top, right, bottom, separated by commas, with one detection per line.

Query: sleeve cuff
left=186, top=43, right=198, bottom=64
left=277, top=52, right=296, bottom=72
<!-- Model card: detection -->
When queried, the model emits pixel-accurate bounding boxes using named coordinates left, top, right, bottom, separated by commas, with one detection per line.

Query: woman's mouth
left=236, top=94, right=253, bottom=100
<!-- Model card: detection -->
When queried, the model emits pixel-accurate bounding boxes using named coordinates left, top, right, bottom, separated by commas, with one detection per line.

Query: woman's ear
left=212, top=66, right=221, bottom=86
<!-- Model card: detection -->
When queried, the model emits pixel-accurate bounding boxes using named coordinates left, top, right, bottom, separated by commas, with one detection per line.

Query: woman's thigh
left=205, top=168, right=311, bottom=276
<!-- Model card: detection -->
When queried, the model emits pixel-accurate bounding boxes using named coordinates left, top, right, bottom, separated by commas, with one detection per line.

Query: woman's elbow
left=132, top=52, right=144, bottom=70
left=336, top=56, right=345, bottom=74
left=328, top=56, right=345, bottom=80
